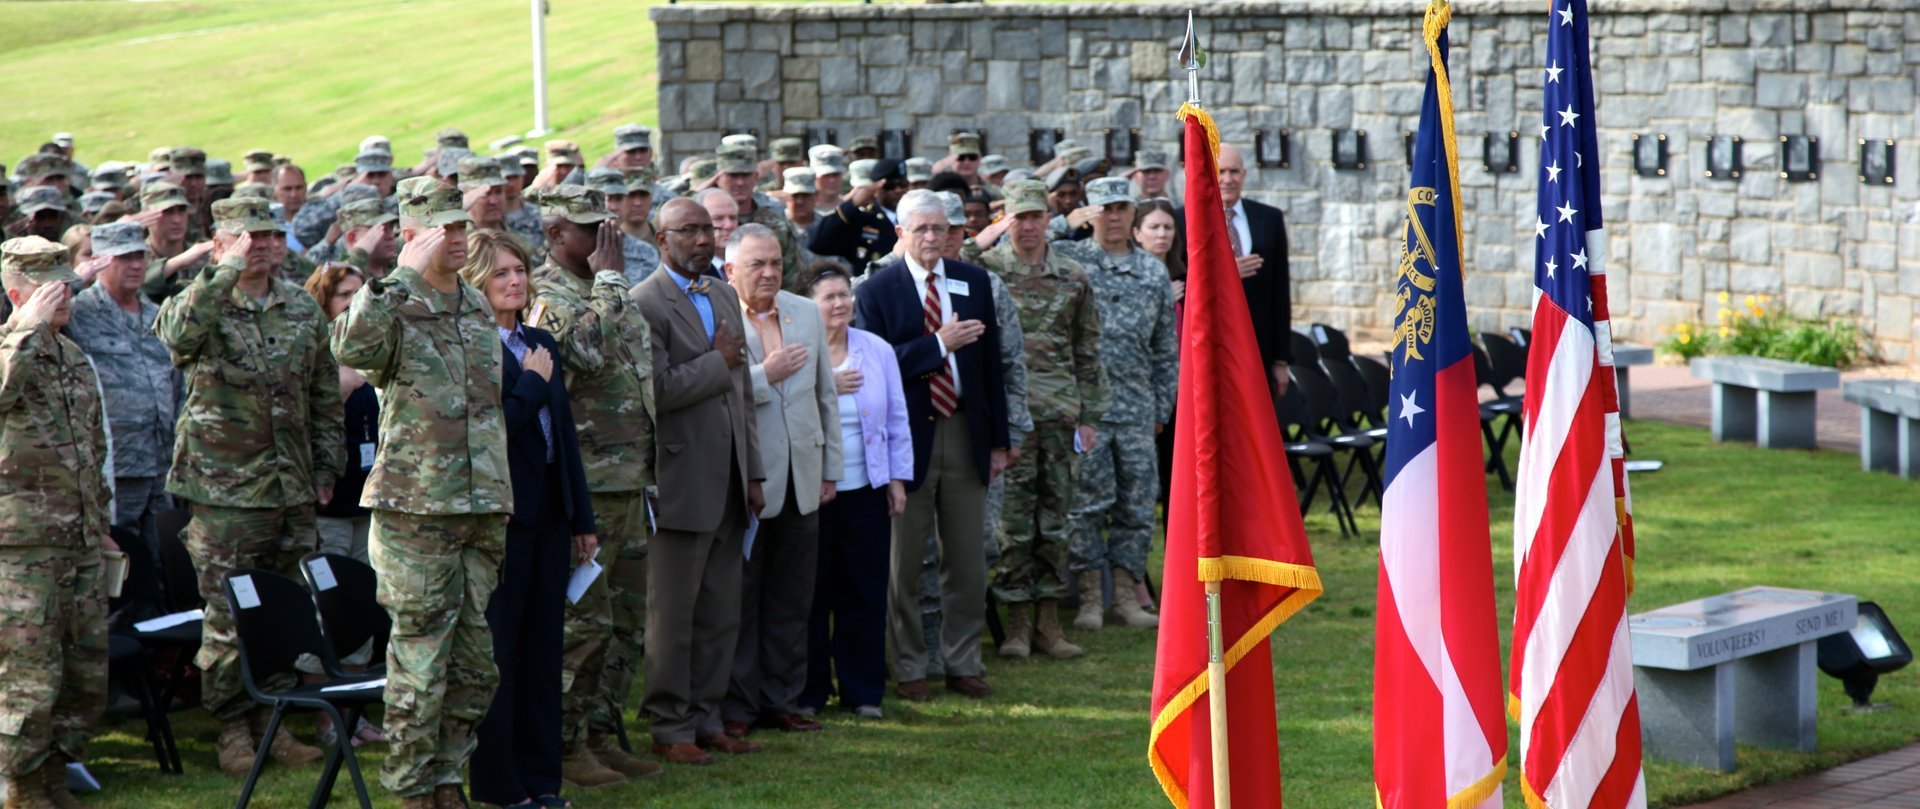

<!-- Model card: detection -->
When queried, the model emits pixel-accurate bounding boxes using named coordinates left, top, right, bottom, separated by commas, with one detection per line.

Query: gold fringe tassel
left=1175, top=102, right=1221, bottom=164
left=1196, top=555, right=1324, bottom=591
left=1448, top=759, right=1508, bottom=809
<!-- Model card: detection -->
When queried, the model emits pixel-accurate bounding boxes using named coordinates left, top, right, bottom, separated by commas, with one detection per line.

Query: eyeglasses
left=660, top=223, right=716, bottom=237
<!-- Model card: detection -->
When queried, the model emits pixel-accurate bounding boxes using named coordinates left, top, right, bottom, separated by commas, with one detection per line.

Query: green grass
left=75, top=421, right=1920, bottom=807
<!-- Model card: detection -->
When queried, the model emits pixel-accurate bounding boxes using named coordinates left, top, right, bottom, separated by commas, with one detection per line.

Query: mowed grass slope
left=72, top=422, right=1920, bottom=808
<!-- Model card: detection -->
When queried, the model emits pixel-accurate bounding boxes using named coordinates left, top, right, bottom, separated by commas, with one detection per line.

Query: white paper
left=567, top=557, right=603, bottom=605
left=358, top=442, right=377, bottom=470
left=946, top=278, right=971, bottom=297
left=65, top=762, right=100, bottom=792
left=646, top=498, right=656, bottom=533
left=230, top=575, right=261, bottom=610
left=1073, top=430, right=1086, bottom=454
left=1623, top=460, right=1664, bottom=473
left=320, top=677, right=386, bottom=693
left=134, top=609, right=203, bottom=633
left=742, top=515, right=761, bottom=560
left=308, top=557, right=338, bottom=592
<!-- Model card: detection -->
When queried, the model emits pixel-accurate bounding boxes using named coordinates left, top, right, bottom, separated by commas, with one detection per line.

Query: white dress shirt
left=1226, top=199, right=1253, bottom=257
left=904, top=253, right=961, bottom=396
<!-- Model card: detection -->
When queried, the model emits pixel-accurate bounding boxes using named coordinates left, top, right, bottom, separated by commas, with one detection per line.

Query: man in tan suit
left=719, top=224, right=843, bottom=737
left=631, top=197, right=765, bottom=765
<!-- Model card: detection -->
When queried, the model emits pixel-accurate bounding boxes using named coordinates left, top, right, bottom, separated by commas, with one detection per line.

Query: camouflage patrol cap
left=949, top=132, right=983, bottom=158
left=1003, top=179, right=1049, bottom=216
left=435, top=148, right=476, bottom=178
left=613, top=124, right=652, bottom=153
left=242, top=150, right=276, bottom=173
left=205, top=159, right=235, bottom=186
left=1085, top=177, right=1133, bottom=207
left=1054, top=142, right=1094, bottom=166
left=903, top=157, right=933, bottom=184
left=213, top=197, right=277, bottom=233
left=980, top=154, right=1010, bottom=176
left=146, top=147, right=173, bottom=171
left=847, top=135, right=879, bottom=153
left=354, top=150, right=393, bottom=174
left=585, top=168, right=627, bottom=198
left=437, top=128, right=470, bottom=150
left=781, top=168, right=817, bottom=195
left=15, top=187, right=67, bottom=216
left=457, top=156, right=506, bottom=190
left=716, top=143, right=757, bottom=175
left=0, top=236, right=76, bottom=293
left=331, top=164, right=357, bottom=181
left=686, top=157, right=718, bottom=180
left=16, top=154, right=70, bottom=181
left=91, top=220, right=150, bottom=258
left=337, top=197, right=397, bottom=231
left=808, top=144, right=846, bottom=176
left=79, top=191, right=117, bottom=217
left=395, top=176, right=471, bottom=227
left=544, top=140, right=582, bottom=166
left=936, top=190, right=966, bottom=227
left=168, top=147, right=207, bottom=177
left=359, top=135, right=392, bottom=155
left=720, top=133, right=759, bottom=153
left=771, top=137, right=805, bottom=163
left=1132, top=147, right=1169, bottom=172
left=233, top=181, right=273, bottom=200
left=846, top=159, right=879, bottom=189
left=89, top=165, right=130, bottom=192
left=336, top=182, right=380, bottom=205
left=527, top=185, right=613, bottom=225
left=509, top=146, right=540, bottom=168
left=621, top=166, right=657, bottom=192
left=140, top=181, right=190, bottom=212
left=494, top=156, right=525, bottom=179
left=50, top=133, right=73, bottom=148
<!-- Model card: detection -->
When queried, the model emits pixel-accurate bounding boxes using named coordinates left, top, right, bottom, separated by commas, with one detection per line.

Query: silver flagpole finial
left=1176, top=10, right=1204, bottom=105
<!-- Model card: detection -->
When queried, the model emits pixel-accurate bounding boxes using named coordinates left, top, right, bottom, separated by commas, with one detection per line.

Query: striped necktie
left=923, top=272, right=957, bottom=417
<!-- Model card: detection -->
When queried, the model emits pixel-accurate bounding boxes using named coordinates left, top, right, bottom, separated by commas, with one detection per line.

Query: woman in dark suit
left=462, top=230, right=598, bottom=809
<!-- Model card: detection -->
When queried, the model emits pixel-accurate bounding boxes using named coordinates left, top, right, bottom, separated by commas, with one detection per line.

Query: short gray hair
left=693, top=187, right=737, bottom=212
left=726, top=222, right=781, bottom=261
left=895, top=189, right=947, bottom=230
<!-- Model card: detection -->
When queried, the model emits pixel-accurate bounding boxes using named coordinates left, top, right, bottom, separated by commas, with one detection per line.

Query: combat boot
left=42, top=755, right=93, bottom=809
left=397, top=794, right=437, bottom=809
left=432, top=784, right=469, bottom=808
left=997, top=601, right=1032, bottom=658
left=560, top=744, right=627, bottom=789
left=1072, top=571, right=1105, bottom=631
left=263, top=724, right=325, bottom=767
left=589, top=732, right=663, bottom=779
left=216, top=719, right=258, bottom=778
left=1034, top=600, right=1085, bottom=660
left=3, top=767, right=57, bottom=809
left=1111, top=570, right=1160, bottom=628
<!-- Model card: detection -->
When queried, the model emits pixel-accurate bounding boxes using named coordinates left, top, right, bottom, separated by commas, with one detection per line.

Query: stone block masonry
left=655, top=0, right=1920, bottom=363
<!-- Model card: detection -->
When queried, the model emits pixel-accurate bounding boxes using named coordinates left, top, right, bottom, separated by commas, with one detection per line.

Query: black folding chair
left=107, top=634, right=182, bottom=773
left=1509, top=327, right=1532, bottom=347
left=1318, top=358, right=1390, bottom=506
left=1472, top=345, right=1523, bottom=491
left=1352, top=355, right=1393, bottom=427
left=1309, top=323, right=1353, bottom=363
left=298, top=554, right=390, bottom=678
left=1276, top=373, right=1359, bottom=538
left=1291, top=365, right=1384, bottom=514
left=1480, top=332, right=1530, bottom=389
left=1289, top=331, right=1322, bottom=368
left=129, top=508, right=203, bottom=713
left=223, top=569, right=382, bottom=809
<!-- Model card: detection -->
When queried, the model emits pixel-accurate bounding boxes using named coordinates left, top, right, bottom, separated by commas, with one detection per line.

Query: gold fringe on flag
left=1175, top=102, right=1220, bottom=163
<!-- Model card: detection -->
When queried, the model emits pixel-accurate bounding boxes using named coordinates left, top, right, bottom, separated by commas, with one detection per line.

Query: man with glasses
left=809, top=159, right=908, bottom=277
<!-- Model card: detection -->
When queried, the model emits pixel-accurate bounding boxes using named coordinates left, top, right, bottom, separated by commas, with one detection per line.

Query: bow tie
left=686, top=276, right=712, bottom=294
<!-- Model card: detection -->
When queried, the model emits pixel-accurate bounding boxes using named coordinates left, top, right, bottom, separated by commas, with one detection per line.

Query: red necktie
left=923, top=273, right=957, bottom=417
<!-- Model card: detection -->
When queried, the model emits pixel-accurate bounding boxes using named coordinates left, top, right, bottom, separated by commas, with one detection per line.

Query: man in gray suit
left=720, top=224, right=843, bottom=736
left=631, top=198, right=766, bottom=765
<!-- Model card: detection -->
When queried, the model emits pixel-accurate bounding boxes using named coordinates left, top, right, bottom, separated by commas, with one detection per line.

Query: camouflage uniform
left=1055, top=239, right=1177, bottom=580
left=978, top=240, right=1106, bottom=604
left=504, top=200, right=547, bottom=259
left=0, top=238, right=113, bottom=785
left=329, top=179, right=511, bottom=798
left=525, top=186, right=658, bottom=752
left=154, top=198, right=345, bottom=724
left=137, top=182, right=202, bottom=301
left=620, top=232, right=661, bottom=286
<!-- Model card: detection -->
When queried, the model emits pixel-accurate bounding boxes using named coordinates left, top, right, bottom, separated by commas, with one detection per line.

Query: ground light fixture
left=1816, top=600, right=1911, bottom=710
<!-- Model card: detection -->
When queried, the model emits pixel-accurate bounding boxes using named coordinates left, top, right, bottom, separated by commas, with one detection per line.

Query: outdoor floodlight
left=1816, top=601, right=1911, bottom=709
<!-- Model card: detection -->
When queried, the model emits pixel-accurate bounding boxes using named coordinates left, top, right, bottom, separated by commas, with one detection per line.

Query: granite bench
left=1689, top=357, right=1840, bottom=449
left=1610, top=343, right=1653, bottom=420
left=1629, top=586, right=1857, bottom=772
left=1843, top=380, right=1920, bottom=479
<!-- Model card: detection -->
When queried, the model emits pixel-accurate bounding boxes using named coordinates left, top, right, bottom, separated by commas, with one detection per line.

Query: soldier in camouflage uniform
left=0, top=237, right=114, bottom=809
left=328, top=178, right=511, bottom=808
left=523, top=185, right=661, bottom=786
left=136, top=182, right=213, bottom=301
left=164, top=147, right=213, bottom=243
left=292, top=150, right=393, bottom=250
left=500, top=156, right=547, bottom=261
left=617, top=166, right=661, bottom=245
left=1055, top=178, right=1176, bottom=631
left=585, top=168, right=661, bottom=286
left=977, top=180, right=1107, bottom=661
left=714, top=144, right=806, bottom=293
left=154, top=197, right=343, bottom=778
left=323, top=198, right=398, bottom=278
left=302, top=183, right=384, bottom=267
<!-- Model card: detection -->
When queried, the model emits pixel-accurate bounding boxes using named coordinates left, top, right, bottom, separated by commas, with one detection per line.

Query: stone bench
left=1630, top=586, right=1857, bottom=772
left=1610, top=343, right=1654, bottom=420
left=1843, top=380, right=1920, bottom=479
left=1689, top=356, right=1840, bottom=449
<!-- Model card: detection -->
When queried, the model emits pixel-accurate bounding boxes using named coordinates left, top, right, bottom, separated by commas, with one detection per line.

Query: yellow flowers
left=1717, top=291, right=1730, bottom=304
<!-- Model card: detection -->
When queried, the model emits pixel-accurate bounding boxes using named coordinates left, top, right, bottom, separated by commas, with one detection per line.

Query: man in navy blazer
left=1175, top=143, right=1293, bottom=395
left=853, top=190, right=1008, bottom=701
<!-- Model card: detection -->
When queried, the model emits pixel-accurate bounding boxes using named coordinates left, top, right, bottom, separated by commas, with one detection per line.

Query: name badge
left=946, top=278, right=971, bottom=297
left=359, top=442, right=377, bottom=470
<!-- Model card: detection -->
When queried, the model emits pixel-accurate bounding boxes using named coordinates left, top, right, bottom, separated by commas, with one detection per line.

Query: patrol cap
left=1043, top=165, right=1081, bottom=192
left=233, top=181, right=274, bottom=200
left=716, top=143, right=757, bottom=175
left=845, top=159, right=878, bottom=189
left=847, top=135, right=879, bottom=154
left=980, top=154, right=1010, bottom=176
left=146, top=147, right=173, bottom=172
left=0, top=236, right=77, bottom=293
left=242, top=149, right=276, bottom=173
left=949, top=132, right=983, bottom=158
left=336, top=197, right=397, bottom=230
left=936, top=190, right=966, bottom=227
left=808, top=144, right=846, bottom=177
left=1002, top=168, right=1035, bottom=186
left=1073, top=155, right=1112, bottom=178
left=79, top=191, right=117, bottom=217
left=212, top=197, right=277, bottom=233
left=781, top=168, right=817, bottom=196
left=336, top=182, right=380, bottom=206
left=395, top=176, right=472, bottom=227
left=1055, top=143, right=1094, bottom=166
left=50, top=133, right=74, bottom=148
left=509, top=146, right=541, bottom=168
left=16, top=154, right=70, bottom=182
left=770, top=137, right=805, bottom=163
left=527, top=185, right=613, bottom=225
left=359, top=135, right=392, bottom=155
left=435, top=147, right=475, bottom=178
left=205, top=159, right=235, bottom=186
left=585, top=168, right=628, bottom=198
left=1132, top=147, right=1169, bottom=172
left=168, top=147, right=207, bottom=177
left=457, top=156, right=506, bottom=190
left=720, top=133, right=759, bottom=154
left=15, top=187, right=67, bottom=216
left=903, top=157, right=933, bottom=184
left=140, top=181, right=190, bottom=212
left=436, top=128, right=470, bottom=150
left=622, top=166, right=658, bottom=193
left=1003, top=179, right=1050, bottom=216
left=686, top=157, right=718, bottom=180
left=1085, top=177, right=1133, bottom=207
left=543, top=140, right=582, bottom=166
left=355, top=150, right=394, bottom=174
left=495, top=155, right=525, bottom=179
left=89, top=165, right=130, bottom=192
left=91, top=221, right=150, bottom=258
left=613, top=124, right=652, bottom=153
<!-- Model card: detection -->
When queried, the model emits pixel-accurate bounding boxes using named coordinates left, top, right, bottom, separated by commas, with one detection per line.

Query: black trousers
left=471, top=470, right=568, bottom=805
left=801, top=484, right=891, bottom=710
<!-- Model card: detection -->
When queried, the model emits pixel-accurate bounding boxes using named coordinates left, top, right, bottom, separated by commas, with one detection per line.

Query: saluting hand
left=588, top=221, right=623, bottom=275
left=12, top=280, right=66, bottom=329
left=397, top=226, right=445, bottom=273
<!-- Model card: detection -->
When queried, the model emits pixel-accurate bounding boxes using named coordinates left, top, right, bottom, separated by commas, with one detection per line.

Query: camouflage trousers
left=0, top=547, right=107, bottom=778
left=559, top=491, right=647, bottom=748
left=1067, top=422, right=1159, bottom=579
left=369, top=510, right=505, bottom=798
left=991, top=424, right=1079, bottom=603
left=185, top=503, right=318, bottom=721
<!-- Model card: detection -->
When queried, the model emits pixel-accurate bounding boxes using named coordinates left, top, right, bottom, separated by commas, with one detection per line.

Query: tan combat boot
left=560, top=744, right=627, bottom=789
left=432, top=784, right=469, bottom=808
left=263, top=724, right=325, bottom=767
left=1034, top=600, right=1085, bottom=660
left=41, top=755, right=92, bottom=809
left=397, top=793, right=437, bottom=809
left=4, top=766, right=58, bottom=809
left=1111, top=569, right=1160, bottom=628
left=589, top=732, right=663, bottom=779
left=1072, top=571, right=1105, bottom=631
left=997, top=601, right=1033, bottom=659
left=216, top=719, right=258, bottom=778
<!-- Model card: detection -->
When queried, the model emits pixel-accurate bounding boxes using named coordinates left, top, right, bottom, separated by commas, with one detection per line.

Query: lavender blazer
left=841, top=326, right=916, bottom=488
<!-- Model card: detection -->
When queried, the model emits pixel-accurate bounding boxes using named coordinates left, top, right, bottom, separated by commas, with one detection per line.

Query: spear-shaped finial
left=1176, top=10, right=1204, bottom=105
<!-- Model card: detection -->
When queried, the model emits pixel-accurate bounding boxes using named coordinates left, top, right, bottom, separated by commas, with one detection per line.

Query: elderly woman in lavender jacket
left=799, top=262, right=914, bottom=719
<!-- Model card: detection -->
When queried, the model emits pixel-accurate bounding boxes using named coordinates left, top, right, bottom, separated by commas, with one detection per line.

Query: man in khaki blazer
left=719, top=224, right=844, bottom=736
left=630, top=198, right=765, bottom=764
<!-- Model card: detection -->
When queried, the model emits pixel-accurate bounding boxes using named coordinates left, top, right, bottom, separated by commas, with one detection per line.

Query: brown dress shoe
left=697, top=733, right=764, bottom=755
left=756, top=712, right=823, bottom=732
left=650, top=742, right=714, bottom=766
left=721, top=720, right=752, bottom=739
left=945, top=675, right=993, bottom=698
left=894, top=679, right=933, bottom=702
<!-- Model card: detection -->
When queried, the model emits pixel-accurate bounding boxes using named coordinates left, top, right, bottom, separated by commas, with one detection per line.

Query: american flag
left=1509, top=0, right=1647, bottom=806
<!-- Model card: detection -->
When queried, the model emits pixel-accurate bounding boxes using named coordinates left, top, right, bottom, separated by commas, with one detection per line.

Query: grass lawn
left=73, top=421, right=1920, bottom=808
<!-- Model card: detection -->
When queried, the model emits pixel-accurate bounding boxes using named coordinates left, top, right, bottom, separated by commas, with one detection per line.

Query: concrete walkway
left=1678, top=744, right=1920, bottom=808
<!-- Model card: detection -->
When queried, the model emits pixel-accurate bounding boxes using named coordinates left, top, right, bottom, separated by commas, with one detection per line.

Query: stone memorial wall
left=652, top=0, right=1920, bottom=361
